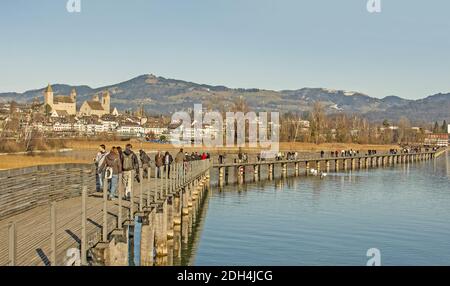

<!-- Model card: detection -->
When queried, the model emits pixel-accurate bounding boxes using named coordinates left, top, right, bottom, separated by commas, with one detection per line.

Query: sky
left=0, top=0, right=449, bottom=99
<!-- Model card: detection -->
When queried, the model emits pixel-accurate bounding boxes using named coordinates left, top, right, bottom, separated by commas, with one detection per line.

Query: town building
left=424, top=133, right=449, bottom=147
left=43, top=84, right=77, bottom=115
left=79, top=91, right=111, bottom=117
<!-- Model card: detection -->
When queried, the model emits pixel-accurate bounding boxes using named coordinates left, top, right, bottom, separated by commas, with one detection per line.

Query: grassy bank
left=0, top=139, right=67, bottom=153
left=0, top=155, right=89, bottom=170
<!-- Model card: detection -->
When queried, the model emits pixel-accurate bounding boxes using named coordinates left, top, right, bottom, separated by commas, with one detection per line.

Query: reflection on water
left=191, top=153, right=450, bottom=266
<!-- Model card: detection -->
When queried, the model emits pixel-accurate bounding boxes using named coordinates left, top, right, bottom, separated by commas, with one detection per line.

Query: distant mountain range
left=1, top=74, right=449, bottom=124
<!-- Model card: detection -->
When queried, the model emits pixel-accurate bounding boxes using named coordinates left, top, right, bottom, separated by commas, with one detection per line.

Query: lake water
left=189, top=152, right=450, bottom=266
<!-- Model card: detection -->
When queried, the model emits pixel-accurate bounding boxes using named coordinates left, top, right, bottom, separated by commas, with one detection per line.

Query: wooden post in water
left=8, top=222, right=16, bottom=266
left=335, top=159, right=339, bottom=172
left=326, top=160, right=330, bottom=173
left=254, top=165, right=259, bottom=181
left=316, top=161, right=320, bottom=173
left=81, top=187, right=87, bottom=266
left=305, top=161, right=310, bottom=175
left=219, top=167, right=224, bottom=186
left=140, top=210, right=155, bottom=266
left=282, top=163, right=287, bottom=177
left=50, top=201, right=57, bottom=266
left=295, top=162, right=299, bottom=176
left=268, top=164, right=274, bottom=180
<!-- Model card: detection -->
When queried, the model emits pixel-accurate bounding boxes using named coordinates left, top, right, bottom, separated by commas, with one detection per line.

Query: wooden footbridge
left=214, top=149, right=447, bottom=185
left=0, top=160, right=212, bottom=266
left=0, top=148, right=447, bottom=266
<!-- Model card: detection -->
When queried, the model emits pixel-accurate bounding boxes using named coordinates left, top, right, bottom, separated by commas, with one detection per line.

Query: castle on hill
left=43, top=84, right=111, bottom=117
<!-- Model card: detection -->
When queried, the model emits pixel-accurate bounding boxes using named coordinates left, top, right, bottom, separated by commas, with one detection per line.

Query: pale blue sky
left=1, top=0, right=449, bottom=99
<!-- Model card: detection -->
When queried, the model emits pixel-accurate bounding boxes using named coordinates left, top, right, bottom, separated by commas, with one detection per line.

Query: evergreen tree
left=433, top=121, right=439, bottom=133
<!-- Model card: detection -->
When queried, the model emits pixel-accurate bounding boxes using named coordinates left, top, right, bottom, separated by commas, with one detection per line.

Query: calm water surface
left=190, top=153, right=450, bottom=266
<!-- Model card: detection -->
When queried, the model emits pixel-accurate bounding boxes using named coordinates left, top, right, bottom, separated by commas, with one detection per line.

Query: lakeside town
left=0, top=84, right=449, bottom=154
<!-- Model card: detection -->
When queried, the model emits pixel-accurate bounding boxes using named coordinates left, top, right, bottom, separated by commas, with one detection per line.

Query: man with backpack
left=139, top=149, right=151, bottom=179
left=122, top=144, right=139, bottom=200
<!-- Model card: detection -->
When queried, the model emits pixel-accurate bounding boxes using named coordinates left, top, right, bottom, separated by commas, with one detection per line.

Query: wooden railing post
left=154, top=167, right=158, bottom=201
left=147, top=167, right=151, bottom=208
left=8, top=222, right=16, bottom=266
left=139, top=168, right=144, bottom=212
left=165, top=165, right=168, bottom=196
left=81, top=186, right=87, bottom=265
left=102, top=175, right=108, bottom=242
left=50, top=201, right=57, bottom=266
left=118, top=173, right=123, bottom=229
left=130, top=170, right=135, bottom=222
left=159, top=167, right=164, bottom=199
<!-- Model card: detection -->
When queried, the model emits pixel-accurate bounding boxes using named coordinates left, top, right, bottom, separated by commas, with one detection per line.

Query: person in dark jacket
left=122, top=144, right=139, bottom=200
left=139, top=150, right=151, bottom=179
left=164, top=151, right=173, bottom=177
left=155, top=151, right=164, bottom=178
left=100, top=147, right=122, bottom=200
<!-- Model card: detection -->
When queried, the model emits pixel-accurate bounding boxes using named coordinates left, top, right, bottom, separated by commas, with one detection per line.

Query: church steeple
left=70, top=88, right=77, bottom=102
left=44, top=83, right=54, bottom=108
left=45, top=84, right=53, bottom=93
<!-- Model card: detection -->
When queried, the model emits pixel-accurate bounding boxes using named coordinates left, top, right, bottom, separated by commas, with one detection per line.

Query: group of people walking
left=329, top=150, right=360, bottom=157
left=94, top=146, right=209, bottom=200
left=94, top=144, right=140, bottom=201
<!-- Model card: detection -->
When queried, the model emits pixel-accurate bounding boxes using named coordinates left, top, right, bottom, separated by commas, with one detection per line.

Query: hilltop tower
left=101, top=91, right=111, bottom=114
left=44, top=84, right=54, bottom=109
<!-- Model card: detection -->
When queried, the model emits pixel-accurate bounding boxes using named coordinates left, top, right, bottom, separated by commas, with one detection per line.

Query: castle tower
left=101, top=91, right=111, bottom=114
left=70, top=88, right=77, bottom=102
left=44, top=84, right=54, bottom=109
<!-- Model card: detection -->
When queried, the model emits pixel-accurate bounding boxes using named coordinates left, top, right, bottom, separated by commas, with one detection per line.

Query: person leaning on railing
left=94, top=144, right=107, bottom=192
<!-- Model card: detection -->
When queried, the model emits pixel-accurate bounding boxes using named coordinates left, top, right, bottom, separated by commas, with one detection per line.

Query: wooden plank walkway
left=0, top=178, right=160, bottom=266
